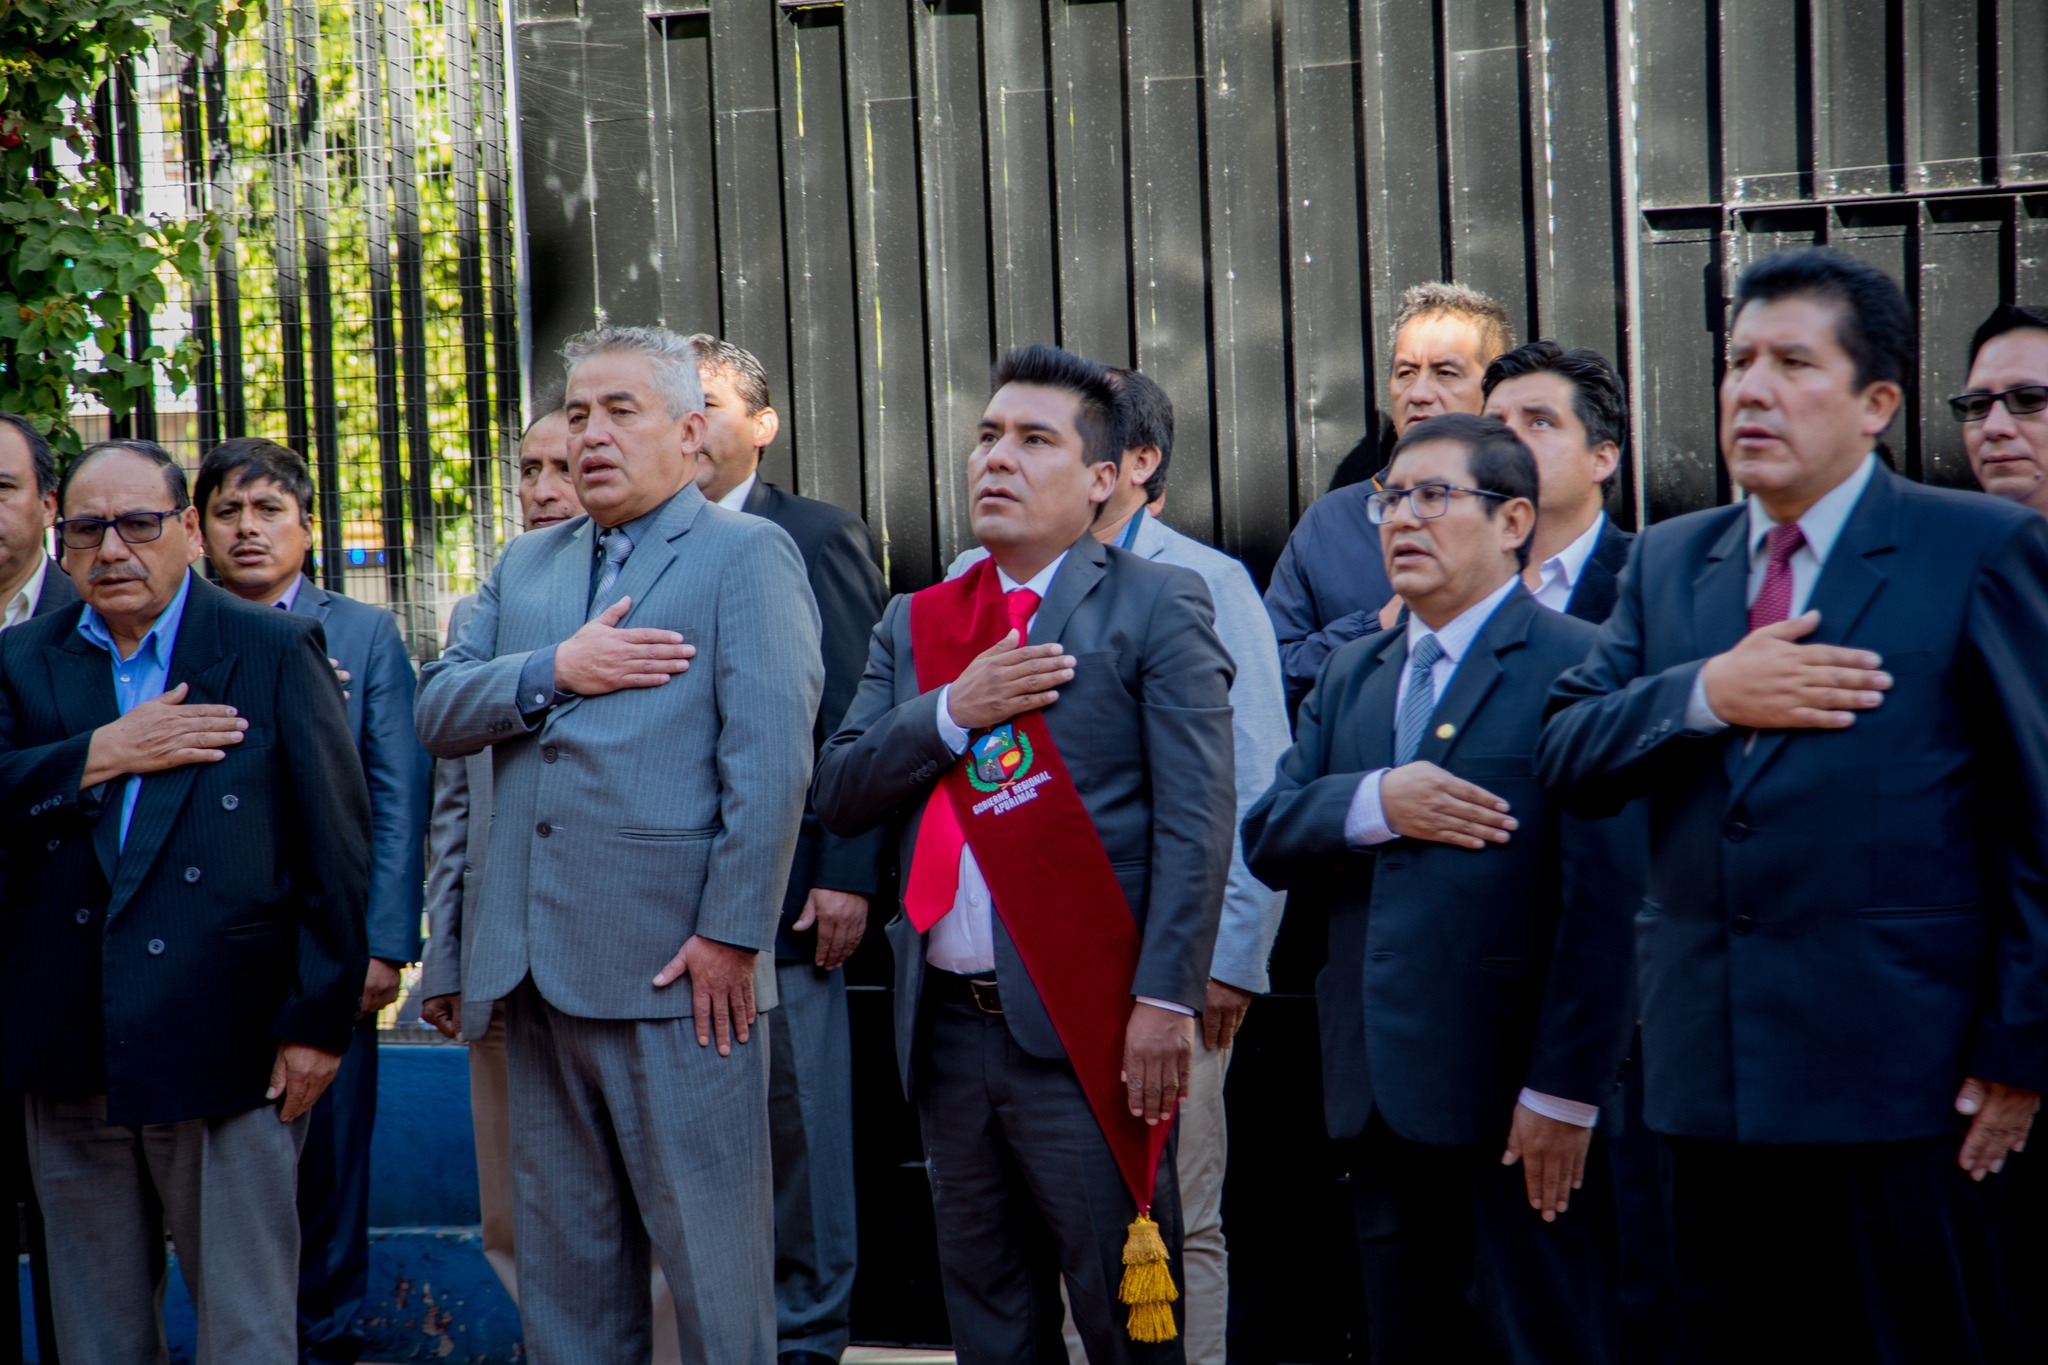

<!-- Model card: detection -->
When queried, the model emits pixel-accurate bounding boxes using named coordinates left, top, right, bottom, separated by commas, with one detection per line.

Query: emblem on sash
left=968, top=722, right=1035, bottom=792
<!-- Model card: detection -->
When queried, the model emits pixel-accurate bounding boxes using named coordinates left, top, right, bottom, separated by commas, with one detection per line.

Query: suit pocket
left=618, top=826, right=720, bottom=842
left=1481, top=957, right=1538, bottom=972
left=1879, top=650, right=1937, bottom=676
left=222, top=920, right=283, bottom=940
left=1854, top=903, right=1978, bottom=920
left=1457, top=755, right=1535, bottom=779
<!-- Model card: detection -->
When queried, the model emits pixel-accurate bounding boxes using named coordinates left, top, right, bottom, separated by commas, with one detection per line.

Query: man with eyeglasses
left=0, top=438, right=369, bottom=1364
left=1956, top=303, right=2048, bottom=521
left=1245, top=413, right=1638, bottom=1363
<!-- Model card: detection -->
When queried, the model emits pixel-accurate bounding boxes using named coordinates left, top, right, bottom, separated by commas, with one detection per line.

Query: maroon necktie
left=903, top=586, right=1042, bottom=932
left=1748, top=523, right=1807, bottom=630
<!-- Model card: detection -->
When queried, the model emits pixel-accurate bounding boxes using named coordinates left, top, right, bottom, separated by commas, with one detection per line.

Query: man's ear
left=1590, top=440, right=1621, bottom=488
left=752, top=405, right=782, bottom=452
left=1125, top=444, right=1163, bottom=490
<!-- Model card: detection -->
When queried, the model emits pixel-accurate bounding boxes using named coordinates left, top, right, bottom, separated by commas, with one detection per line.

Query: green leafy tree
left=0, top=0, right=259, bottom=454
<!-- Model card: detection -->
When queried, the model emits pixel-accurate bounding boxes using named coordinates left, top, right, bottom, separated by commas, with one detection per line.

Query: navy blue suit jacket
left=1538, top=468, right=2048, bottom=1145
left=1244, top=587, right=1640, bottom=1146
left=289, top=576, right=430, bottom=964
left=29, top=558, right=78, bottom=619
left=1264, top=482, right=1396, bottom=712
left=0, top=575, right=370, bottom=1123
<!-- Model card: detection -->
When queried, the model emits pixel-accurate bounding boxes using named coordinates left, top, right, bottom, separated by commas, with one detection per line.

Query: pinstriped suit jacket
left=415, top=482, right=823, bottom=1034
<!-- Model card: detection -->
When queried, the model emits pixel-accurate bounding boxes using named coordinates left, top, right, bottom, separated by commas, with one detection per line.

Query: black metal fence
left=106, top=0, right=521, bottom=657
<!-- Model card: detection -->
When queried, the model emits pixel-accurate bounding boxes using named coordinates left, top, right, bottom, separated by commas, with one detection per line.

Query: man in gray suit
left=815, top=345, right=1236, bottom=1363
left=416, top=325, right=823, bottom=1365
left=946, top=368, right=1289, bottom=1365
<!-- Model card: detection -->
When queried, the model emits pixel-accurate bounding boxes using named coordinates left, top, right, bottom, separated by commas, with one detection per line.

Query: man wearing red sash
left=814, top=345, right=1236, bottom=1362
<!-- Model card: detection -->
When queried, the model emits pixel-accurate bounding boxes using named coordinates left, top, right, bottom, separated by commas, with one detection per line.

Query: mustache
left=87, top=565, right=148, bottom=585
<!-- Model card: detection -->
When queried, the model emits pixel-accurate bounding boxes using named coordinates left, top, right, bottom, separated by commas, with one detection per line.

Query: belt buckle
left=967, top=977, right=1004, bottom=1015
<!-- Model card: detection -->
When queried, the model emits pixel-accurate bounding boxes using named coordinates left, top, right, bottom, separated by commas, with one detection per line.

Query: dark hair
left=991, top=344, right=1123, bottom=470
left=0, top=412, right=59, bottom=497
left=1482, top=340, right=1628, bottom=485
left=1108, top=367, right=1174, bottom=501
left=195, top=438, right=315, bottom=524
left=1731, top=248, right=1914, bottom=392
left=60, top=438, right=190, bottom=515
left=684, top=334, right=774, bottom=415
left=1968, top=303, right=2048, bottom=369
left=1387, top=412, right=1539, bottom=569
left=525, top=384, right=566, bottom=436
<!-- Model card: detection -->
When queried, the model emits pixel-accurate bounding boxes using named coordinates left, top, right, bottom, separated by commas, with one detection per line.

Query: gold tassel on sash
left=1119, top=1213, right=1178, bottom=1342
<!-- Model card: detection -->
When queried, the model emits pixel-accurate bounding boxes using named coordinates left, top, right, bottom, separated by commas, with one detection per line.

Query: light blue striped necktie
left=589, top=526, right=633, bottom=619
left=1393, top=632, right=1446, bottom=765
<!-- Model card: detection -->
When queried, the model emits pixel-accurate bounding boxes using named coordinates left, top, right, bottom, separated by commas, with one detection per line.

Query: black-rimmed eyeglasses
left=1947, top=386, right=2048, bottom=423
left=1364, top=483, right=1512, bottom=525
left=55, top=510, right=183, bottom=551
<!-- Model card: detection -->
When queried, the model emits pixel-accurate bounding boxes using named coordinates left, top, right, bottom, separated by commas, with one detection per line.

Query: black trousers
left=914, top=986, right=1184, bottom=1365
left=296, top=1017, right=379, bottom=1365
left=1346, top=1110, right=1619, bottom=1365
left=1, top=1091, right=58, bottom=1365
left=1661, top=1132, right=2028, bottom=1365
left=1611, top=1043, right=1682, bottom=1365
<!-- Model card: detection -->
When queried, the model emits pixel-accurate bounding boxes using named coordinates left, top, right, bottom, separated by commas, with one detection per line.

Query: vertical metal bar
left=203, top=32, right=247, bottom=438
left=113, top=60, right=158, bottom=442
left=352, top=0, right=410, bottom=617
left=177, top=58, right=222, bottom=451
left=1044, top=0, right=1130, bottom=362
left=1357, top=0, right=1448, bottom=416
left=263, top=0, right=311, bottom=464
left=445, top=0, right=496, bottom=585
left=91, top=76, right=132, bottom=442
left=652, top=15, right=722, bottom=362
left=475, top=0, right=523, bottom=545
left=381, top=0, right=438, bottom=655
left=1441, top=0, right=1532, bottom=331
left=980, top=0, right=1057, bottom=354
left=291, top=0, right=345, bottom=590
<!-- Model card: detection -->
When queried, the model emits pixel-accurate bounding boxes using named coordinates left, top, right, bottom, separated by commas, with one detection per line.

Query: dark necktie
left=1393, top=633, right=1446, bottom=766
left=1748, top=523, right=1806, bottom=630
left=589, top=527, right=634, bottom=619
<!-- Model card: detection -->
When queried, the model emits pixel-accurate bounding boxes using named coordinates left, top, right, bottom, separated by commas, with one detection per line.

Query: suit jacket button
left=46, top=838, right=59, bottom=851
left=184, top=866, right=202, bottom=883
left=542, top=745, right=558, bottom=763
left=222, top=794, right=240, bottom=811
left=1729, top=915, right=1756, bottom=936
left=537, top=822, right=552, bottom=838
left=1722, top=820, right=1752, bottom=843
left=74, top=909, right=90, bottom=925
left=147, top=938, right=166, bottom=955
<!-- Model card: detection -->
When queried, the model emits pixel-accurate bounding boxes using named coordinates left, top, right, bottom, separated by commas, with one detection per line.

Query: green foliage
left=0, top=0, right=257, bottom=453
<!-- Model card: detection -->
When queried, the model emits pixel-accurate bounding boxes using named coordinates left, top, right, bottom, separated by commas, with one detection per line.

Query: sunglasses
left=1947, top=385, right=2048, bottom=423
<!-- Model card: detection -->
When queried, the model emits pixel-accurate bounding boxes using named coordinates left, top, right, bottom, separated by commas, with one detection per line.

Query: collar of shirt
left=715, top=471, right=758, bottom=512
left=4, top=555, right=48, bottom=628
left=1404, top=573, right=1522, bottom=671
left=1535, top=511, right=1608, bottom=599
left=1744, top=452, right=1877, bottom=566
left=79, top=567, right=195, bottom=668
left=993, top=550, right=1066, bottom=601
left=273, top=573, right=305, bottom=611
left=593, top=497, right=674, bottom=563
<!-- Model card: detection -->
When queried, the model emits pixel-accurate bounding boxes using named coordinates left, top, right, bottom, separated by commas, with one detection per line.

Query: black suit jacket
left=0, top=573, right=371, bottom=1124
left=28, top=558, right=77, bottom=619
left=1243, top=587, right=1639, bottom=1145
left=1538, top=467, right=2048, bottom=1145
left=742, top=478, right=891, bottom=960
left=812, top=533, right=1237, bottom=1095
left=1563, top=518, right=1635, bottom=624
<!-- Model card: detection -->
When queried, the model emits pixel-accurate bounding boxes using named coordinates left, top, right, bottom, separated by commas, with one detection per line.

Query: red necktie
left=904, top=588, right=1042, bottom=932
left=1747, top=523, right=1806, bottom=631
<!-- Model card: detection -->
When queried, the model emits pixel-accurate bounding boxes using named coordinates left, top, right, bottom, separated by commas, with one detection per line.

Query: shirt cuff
left=935, top=684, right=970, bottom=755
left=517, top=646, right=561, bottom=724
left=1683, top=668, right=1728, bottom=734
left=1343, top=769, right=1397, bottom=847
left=1518, top=1087, right=1600, bottom=1129
left=1136, top=996, right=1195, bottom=1018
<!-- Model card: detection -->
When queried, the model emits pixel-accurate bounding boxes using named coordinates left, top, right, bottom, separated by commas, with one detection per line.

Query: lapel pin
left=1435, top=723, right=1455, bottom=740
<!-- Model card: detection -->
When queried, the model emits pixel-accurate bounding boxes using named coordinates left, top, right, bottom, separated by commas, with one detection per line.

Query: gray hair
left=559, top=325, right=705, bottom=420
left=1389, top=282, right=1516, bottom=363
left=683, top=333, right=773, bottom=415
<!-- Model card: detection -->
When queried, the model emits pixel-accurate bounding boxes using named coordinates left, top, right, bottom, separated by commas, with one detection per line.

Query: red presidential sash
left=908, top=558, right=1174, bottom=1227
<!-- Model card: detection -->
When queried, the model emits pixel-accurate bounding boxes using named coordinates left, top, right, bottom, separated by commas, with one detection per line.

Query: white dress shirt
left=1530, top=512, right=1607, bottom=613
left=1684, top=454, right=1879, bottom=732
left=2, top=555, right=47, bottom=630
left=927, top=553, right=1194, bottom=1018
left=1341, top=574, right=1599, bottom=1129
left=715, top=471, right=758, bottom=512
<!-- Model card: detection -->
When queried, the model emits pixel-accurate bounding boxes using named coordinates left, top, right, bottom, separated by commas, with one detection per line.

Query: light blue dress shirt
left=78, top=569, right=195, bottom=849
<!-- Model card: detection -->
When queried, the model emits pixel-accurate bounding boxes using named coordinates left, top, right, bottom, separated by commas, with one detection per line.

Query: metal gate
left=111, top=0, right=522, bottom=656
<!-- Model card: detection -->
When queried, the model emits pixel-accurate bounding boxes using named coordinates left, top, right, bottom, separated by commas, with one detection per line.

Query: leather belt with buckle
left=967, top=977, right=1003, bottom=1014
left=930, top=968, right=1005, bottom=1015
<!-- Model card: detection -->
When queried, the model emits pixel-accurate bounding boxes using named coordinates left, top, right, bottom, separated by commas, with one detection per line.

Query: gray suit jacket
left=816, top=532, right=1236, bottom=1095
left=949, top=512, right=1290, bottom=991
left=287, top=576, right=431, bottom=963
left=415, top=484, right=823, bottom=1035
left=418, top=593, right=495, bottom=1035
